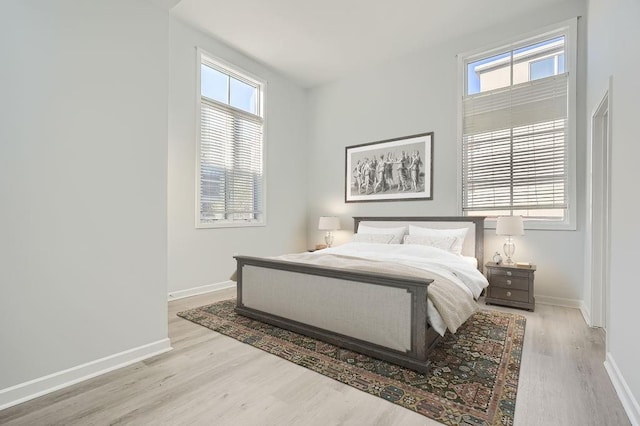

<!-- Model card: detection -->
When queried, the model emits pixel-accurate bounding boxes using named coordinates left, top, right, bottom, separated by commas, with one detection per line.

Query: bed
left=234, top=216, right=487, bottom=373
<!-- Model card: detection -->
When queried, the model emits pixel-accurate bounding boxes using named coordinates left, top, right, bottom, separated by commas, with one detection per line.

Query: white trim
left=197, top=221, right=267, bottom=229
left=604, top=353, right=640, bottom=426
left=528, top=296, right=593, bottom=327
left=0, top=339, right=172, bottom=411
left=587, top=77, right=613, bottom=331
left=260, top=77, right=269, bottom=229
left=565, top=17, right=578, bottom=231
left=194, top=48, right=204, bottom=228
left=456, top=53, right=464, bottom=216
left=482, top=217, right=577, bottom=231
left=168, top=280, right=236, bottom=301
left=535, top=295, right=582, bottom=309
left=579, top=300, right=592, bottom=327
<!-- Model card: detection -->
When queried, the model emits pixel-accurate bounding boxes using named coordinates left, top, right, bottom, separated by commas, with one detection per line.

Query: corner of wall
left=579, top=300, right=592, bottom=327
left=168, top=280, right=235, bottom=300
left=604, top=353, right=640, bottom=426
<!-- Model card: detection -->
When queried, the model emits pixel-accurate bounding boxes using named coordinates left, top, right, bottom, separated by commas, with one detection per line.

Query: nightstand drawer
left=490, top=268, right=531, bottom=279
left=489, top=287, right=529, bottom=303
left=489, top=275, right=529, bottom=291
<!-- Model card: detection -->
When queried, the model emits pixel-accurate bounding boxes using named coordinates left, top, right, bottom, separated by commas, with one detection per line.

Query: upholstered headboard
left=353, top=216, right=485, bottom=272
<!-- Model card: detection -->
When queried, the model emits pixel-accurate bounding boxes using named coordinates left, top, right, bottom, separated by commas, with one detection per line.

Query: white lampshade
left=496, top=216, right=524, bottom=236
left=318, top=216, right=340, bottom=231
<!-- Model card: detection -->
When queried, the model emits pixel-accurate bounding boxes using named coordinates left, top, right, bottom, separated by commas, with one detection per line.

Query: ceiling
left=171, top=0, right=567, bottom=88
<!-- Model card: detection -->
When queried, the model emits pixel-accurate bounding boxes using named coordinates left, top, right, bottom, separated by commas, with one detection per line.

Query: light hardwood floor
left=0, top=288, right=631, bottom=425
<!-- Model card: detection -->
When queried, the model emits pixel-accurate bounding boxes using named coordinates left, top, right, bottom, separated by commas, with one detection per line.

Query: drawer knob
left=506, top=279, right=512, bottom=285
left=507, top=291, right=512, bottom=297
left=507, top=271, right=512, bottom=276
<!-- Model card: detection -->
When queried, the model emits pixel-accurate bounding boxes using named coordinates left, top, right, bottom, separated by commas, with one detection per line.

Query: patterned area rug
left=177, top=299, right=526, bottom=426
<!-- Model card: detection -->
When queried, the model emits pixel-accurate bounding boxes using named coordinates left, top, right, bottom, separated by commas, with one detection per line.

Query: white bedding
left=307, top=242, right=489, bottom=336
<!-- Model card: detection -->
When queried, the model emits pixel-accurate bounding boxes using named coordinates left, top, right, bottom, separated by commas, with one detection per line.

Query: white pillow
left=403, top=234, right=456, bottom=251
left=357, top=224, right=407, bottom=244
left=409, top=225, right=468, bottom=255
left=351, top=233, right=395, bottom=244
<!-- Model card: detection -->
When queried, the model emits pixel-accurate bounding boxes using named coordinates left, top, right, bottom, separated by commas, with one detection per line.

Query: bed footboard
left=235, top=255, right=441, bottom=373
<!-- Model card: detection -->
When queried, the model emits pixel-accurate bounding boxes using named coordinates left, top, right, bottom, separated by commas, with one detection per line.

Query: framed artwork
left=345, top=132, right=433, bottom=203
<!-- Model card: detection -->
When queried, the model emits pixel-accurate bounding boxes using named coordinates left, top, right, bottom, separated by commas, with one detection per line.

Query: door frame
left=587, top=77, right=612, bottom=334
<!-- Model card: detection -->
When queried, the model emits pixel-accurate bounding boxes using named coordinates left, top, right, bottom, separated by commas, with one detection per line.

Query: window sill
left=483, top=218, right=576, bottom=231
left=196, top=221, right=266, bottom=229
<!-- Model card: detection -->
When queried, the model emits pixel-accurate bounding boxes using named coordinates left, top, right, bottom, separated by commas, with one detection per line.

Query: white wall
left=587, top=0, right=640, bottom=422
left=167, top=18, right=309, bottom=294
left=0, top=0, right=170, bottom=404
left=306, top=1, right=588, bottom=304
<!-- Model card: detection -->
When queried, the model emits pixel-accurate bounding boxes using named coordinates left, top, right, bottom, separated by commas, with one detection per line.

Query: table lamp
left=318, top=216, right=340, bottom=248
left=496, top=215, right=524, bottom=265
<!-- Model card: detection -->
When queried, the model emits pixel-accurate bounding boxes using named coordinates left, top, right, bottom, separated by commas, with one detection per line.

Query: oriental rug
left=177, top=299, right=525, bottom=426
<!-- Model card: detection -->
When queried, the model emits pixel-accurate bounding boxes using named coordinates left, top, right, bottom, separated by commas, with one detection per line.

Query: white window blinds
left=462, top=50, right=569, bottom=217
left=199, top=100, right=263, bottom=224
left=197, top=51, right=264, bottom=227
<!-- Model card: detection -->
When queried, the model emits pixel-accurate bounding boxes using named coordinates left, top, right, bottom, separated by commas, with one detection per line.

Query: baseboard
left=604, top=352, right=640, bottom=425
left=579, top=300, right=592, bottom=327
left=168, top=280, right=236, bottom=301
left=536, top=296, right=594, bottom=327
left=535, top=295, right=582, bottom=309
left=0, top=338, right=172, bottom=411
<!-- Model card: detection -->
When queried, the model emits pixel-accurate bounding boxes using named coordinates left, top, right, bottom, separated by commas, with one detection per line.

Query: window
left=196, top=49, right=265, bottom=228
left=460, top=22, right=576, bottom=229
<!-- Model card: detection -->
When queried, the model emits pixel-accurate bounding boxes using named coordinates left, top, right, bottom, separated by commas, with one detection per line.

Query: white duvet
left=308, top=242, right=489, bottom=335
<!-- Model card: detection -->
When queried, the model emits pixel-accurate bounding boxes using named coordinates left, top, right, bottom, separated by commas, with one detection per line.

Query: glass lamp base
left=324, top=231, right=334, bottom=248
left=503, top=238, right=516, bottom=265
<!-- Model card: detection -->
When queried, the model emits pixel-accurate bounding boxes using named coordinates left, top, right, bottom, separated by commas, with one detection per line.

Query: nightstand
left=485, top=262, right=536, bottom=311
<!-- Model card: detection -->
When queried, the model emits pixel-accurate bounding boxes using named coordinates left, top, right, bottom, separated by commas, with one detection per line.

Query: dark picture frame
left=345, top=132, right=433, bottom=203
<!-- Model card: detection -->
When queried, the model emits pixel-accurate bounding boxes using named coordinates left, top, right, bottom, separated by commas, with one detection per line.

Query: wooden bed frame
left=234, top=216, right=485, bottom=373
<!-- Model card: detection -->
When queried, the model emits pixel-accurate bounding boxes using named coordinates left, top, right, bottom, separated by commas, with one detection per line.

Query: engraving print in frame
left=345, top=132, right=433, bottom=203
